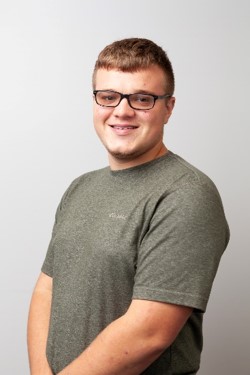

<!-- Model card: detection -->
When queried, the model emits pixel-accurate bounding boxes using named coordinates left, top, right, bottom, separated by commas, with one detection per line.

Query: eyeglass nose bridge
left=116, top=93, right=134, bottom=109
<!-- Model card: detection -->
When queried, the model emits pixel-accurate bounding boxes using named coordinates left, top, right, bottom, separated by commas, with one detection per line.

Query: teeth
left=113, top=126, right=135, bottom=130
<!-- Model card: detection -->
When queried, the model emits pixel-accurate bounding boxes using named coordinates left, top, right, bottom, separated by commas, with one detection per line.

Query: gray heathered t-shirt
left=42, top=151, right=230, bottom=374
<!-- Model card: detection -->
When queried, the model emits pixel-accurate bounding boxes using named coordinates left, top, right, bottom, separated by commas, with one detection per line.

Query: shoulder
left=71, top=166, right=109, bottom=187
left=153, top=152, right=223, bottom=205
left=152, top=152, right=230, bottom=240
left=167, top=152, right=217, bottom=188
left=58, top=166, right=109, bottom=209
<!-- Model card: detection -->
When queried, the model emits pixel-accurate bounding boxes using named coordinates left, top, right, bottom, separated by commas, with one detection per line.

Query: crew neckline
left=108, top=151, right=174, bottom=176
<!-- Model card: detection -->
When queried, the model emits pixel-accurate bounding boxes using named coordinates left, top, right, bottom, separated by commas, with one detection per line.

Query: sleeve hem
left=132, top=286, right=207, bottom=312
left=41, top=265, right=53, bottom=278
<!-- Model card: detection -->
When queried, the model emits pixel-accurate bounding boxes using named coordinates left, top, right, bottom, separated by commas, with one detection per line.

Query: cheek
left=138, top=111, right=152, bottom=123
left=93, top=107, right=104, bottom=126
left=94, top=106, right=111, bottom=123
left=141, top=111, right=161, bottom=127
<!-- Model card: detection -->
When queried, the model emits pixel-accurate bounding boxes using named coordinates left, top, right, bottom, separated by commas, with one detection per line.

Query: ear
left=164, top=96, right=175, bottom=124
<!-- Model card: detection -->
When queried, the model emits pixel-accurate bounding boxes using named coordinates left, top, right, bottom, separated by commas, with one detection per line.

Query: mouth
left=108, top=124, right=139, bottom=136
left=110, top=125, right=138, bottom=130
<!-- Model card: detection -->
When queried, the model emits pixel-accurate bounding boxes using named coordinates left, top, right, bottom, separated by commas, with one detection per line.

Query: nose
left=113, top=97, right=135, bottom=116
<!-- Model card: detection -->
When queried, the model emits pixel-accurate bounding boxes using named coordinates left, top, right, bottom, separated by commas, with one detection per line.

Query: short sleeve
left=41, top=177, right=80, bottom=277
left=41, top=201, right=62, bottom=277
left=133, top=181, right=229, bottom=312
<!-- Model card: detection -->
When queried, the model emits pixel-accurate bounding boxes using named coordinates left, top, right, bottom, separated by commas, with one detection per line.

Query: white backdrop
left=0, top=1, right=249, bottom=374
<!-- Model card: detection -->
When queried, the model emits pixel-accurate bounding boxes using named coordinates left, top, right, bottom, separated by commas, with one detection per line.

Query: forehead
left=95, top=66, right=167, bottom=93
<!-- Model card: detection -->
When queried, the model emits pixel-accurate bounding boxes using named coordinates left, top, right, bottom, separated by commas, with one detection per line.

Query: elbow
left=147, top=333, right=173, bottom=355
left=137, top=330, right=176, bottom=359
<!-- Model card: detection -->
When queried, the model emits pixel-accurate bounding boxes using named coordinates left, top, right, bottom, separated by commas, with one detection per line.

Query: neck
left=109, top=144, right=168, bottom=171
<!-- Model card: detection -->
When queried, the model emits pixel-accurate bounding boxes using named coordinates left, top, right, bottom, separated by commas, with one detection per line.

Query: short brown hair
left=92, top=38, right=175, bottom=95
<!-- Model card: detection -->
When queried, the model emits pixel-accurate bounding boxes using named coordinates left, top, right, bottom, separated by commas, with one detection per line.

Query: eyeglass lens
left=95, top=91, right=155, bottom=110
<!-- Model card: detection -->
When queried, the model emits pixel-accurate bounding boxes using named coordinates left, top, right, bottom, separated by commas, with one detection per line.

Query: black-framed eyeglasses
left=93, top=90, right=171, bottom=110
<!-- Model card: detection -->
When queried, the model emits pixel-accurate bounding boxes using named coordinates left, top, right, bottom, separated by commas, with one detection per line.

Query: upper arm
left=33, top=272, right=53, bottom=294
left=125, top=299, right=192, bottom=349
left=133, top=182, right=229, bottom=313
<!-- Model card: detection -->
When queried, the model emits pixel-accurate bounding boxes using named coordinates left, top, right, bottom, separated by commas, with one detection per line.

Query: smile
left=110, top=125, right=138, bottom=130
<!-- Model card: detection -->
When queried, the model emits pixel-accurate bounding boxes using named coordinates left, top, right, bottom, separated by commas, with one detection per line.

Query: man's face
left=93, top=65, right=175, bottom=169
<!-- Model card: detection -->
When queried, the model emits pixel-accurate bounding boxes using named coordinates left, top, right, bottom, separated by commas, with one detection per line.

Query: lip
left=109, top=124, right=138, bottom=136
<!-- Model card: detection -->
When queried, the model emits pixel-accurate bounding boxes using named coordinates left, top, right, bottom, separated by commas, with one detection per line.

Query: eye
left=99, top=92, right=118, bottom=102
left=131, top=94, right=152, bottom=104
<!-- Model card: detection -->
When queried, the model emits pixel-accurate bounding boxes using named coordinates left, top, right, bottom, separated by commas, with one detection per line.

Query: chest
left=51, top=187, right=159, bottom=280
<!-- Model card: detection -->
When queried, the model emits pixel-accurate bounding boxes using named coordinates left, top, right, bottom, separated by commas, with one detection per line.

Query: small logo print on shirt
left=109, top=212, right=127, bottom=220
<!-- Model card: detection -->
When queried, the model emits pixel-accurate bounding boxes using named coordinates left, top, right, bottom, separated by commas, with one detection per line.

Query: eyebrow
left=96, top=89, right=158, bottom=95
left=132, top=90, right=156, bottom=95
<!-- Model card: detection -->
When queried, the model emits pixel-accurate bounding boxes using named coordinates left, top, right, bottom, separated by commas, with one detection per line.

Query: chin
left=108, top=148, right=140, bottom=161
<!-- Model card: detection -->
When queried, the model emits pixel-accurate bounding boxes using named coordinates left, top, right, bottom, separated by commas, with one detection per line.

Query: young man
left=27, top=38, right=230, bottom=374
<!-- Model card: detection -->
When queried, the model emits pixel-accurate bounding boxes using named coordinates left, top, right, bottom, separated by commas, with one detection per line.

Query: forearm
left=58, top=300, right=191, bottom=375
left=59, top=300, right=192, bottom=375
left=27, top=275, right=53, bottom=375
left=59, top=314, right=164, bottom=375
